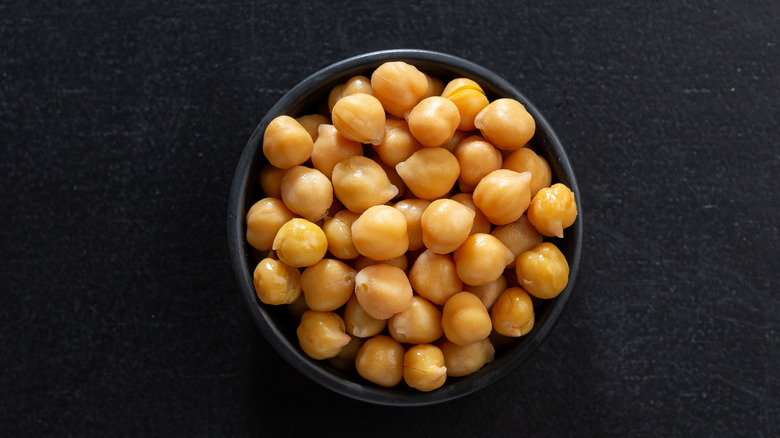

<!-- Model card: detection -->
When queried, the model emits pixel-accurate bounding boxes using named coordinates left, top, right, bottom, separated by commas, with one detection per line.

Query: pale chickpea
left=502, top=147, right=552, bottom=197
left=245, top=197, right=295, bottom=251
left=515, top=242, right=569, bottom=299
left=388, top=295, right=443, bottom=344
left=437, top=337, right=495, bottom=377
left=370, top=61, right=429, bottom=117
left=473, top=98, right=535, bottom=151
left=258, top=164, right=286, bottom=199
left=296, top=113, right=330, bottom=142
left=321, top=210, right=360, bottom=259
left=355, top=335, right=405, bottom=387
left=527, top=183, right=578, bottom=238
left=331, top=93, right=386, bottom=145
left=405, top=96, right=461, bottom=148
left=449, top=193, right=492, bottom=235
left=272, top=218, right=328, bottom=268
left=310, top=124, right=363, bottom=179
left=395, top=148, right=460, bottom=200
left=472, top=169, right=532, bottom=225
left=252, top=257, right=302, bottom=305
left=280, top=166, right=333, bottom=222
left=354, top=264, right=413, bottom=320
left=490, top=215, right=542, bottom=264
left=354, top=253, right=408, bottom=272
left=296, top=310, right=351, bottom=360
left=408, top=249, right=462, bottom=305
left=441, top=78, right=489, bottom=131
left=464, top=275, right=508, bottom=311
left=331, top=156, right=399, bottom=213
left=453, top=233, right=514, bottom=287
left=328, top=335, right=365, bottom=372
left=403, top=344, right=447, bottom=392
left=262, top=115, right=314, bottom=169
left=453, top=135, right=503, bottom=192
left=491, top=287, right=535, bottom=337
left=344, top=294, right=387, bottom=338
left=372, top=118, right=422, bottom=167
left=351, top=205, right=409, bottom=261
left=420, top=198, right=474, bottom=254
left=300, top=258, right=356, bottom=311
left=441, top=291, right=493, bottom=346
left=393, top=198, right=431, bottom=251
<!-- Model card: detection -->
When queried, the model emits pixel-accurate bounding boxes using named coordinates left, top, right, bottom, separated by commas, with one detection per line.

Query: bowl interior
left=228, top=49, right=582, bottom=406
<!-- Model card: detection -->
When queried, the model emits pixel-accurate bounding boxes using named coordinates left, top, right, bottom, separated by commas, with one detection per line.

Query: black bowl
left=228, top=49, right=582, bottom=406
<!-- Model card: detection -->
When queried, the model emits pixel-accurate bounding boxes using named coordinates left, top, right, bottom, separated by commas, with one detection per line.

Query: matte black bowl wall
left=228, top=49, right=582, bottom=406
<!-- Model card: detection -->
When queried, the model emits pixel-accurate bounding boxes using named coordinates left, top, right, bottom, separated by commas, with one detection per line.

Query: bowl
left=228, top=49, right=582, bottom=406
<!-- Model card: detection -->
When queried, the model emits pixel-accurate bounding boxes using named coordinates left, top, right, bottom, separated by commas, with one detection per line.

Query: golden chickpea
left=403, top=344, right=447, bottom=392
left=502, top=147, right=552, bottom=197
left=437, top=337, right=495, bottom=377
left=331, top=156, right=399, bottom=213
left=280, top=166, right=333, bottom=222
left=343, top=74, right=373, bottom=96
left=388, top=295, right=443, bottom=344
left=321, top=210, right=360, bottom=260
left=422, top=73, right=445, bottom=99
left=328, top=335, right=365, bottom=372
left=405, top=96, right=461, bottom=148
left=393, top=198, right=430, bottom=251
left=296, top=113, right=330, bottom=142
left=344, top=294, right=387, bottom=338
left=395, top=148, right=460, bottom=200
left=300, top=258, right=356, bottom=311
left=331, top=93, right=386, bottom=145
left=245, top=197, right=295, bottom=251
left=286, top=292, right=309, bottom=320
left=472, top=169, right=532, bottom=225
left=515, top=242, right=569, bottom=299
left=354, top=264, right=413, bottom=320
left=490, top=215, right=542, bottom=264
left=296, top=310, right=351, bottom=360
left=372, top=157, right=406, bottom=200
left=311, top=124, right=363, bottom=179
left=327, top=83, right=345, bottom=113
left=491, top=287, right=535, bottom=337
left=351, top=205, right=409, bottom=261
left=355, top=335, right=405, bottom=387
left=258, top=164, right=286, bottom=199
left=474, top=98, right=535, bottom=151
left=464, top=275, right=508, bottom=311
left=354, top=253, right=408, bottom=272
left=453, top=233, right=514, bottom=287
left=420, top=199, right=474, bottom=254
left=252, top=257, right=302, bottom=305
left=453, top=135, right=503, bottom=192
left=440, top=129, right=470, bottom=153
left=262, top=115, right=314, bottom=169
left=441, top=292, right=493, bottom=346
left=527, top=183, right=578, bottom=238
left=272, top=218, right=328, bottom=268
left=372, top=118, right=422, bottom=167
left=370, top=61, right=429, bottom=117
left=449, top=193, right=492, bottom=235
left=408, top=249, right=462, bottom=305
left=441, top=78, right=490, bottom=132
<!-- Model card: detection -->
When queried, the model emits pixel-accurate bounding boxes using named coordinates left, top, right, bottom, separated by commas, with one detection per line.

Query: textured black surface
left=2, top=1, right=778, bottom=436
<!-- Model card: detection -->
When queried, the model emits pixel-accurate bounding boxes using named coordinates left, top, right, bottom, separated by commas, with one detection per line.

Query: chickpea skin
left=272, top=218, right=328, bottom=268
left=527, top=183, right=578, bottom=238
left=406, top=96, right=461, bottom=148
left=245, top=197, right=295, bottom=251
left=252, top=257, right=302, bottom=305
left=300, top=258, right=356, bottom=311
left=395, top=148, right=460, bottom=200
left=356, top=335, right=406, bottom=387
left=370, top=61, right=429, bottom=118
left=351, top=205, right=409, bottom=261
left=474, top=98, right=536, bottom=151
left=441, top=292, right=493, bottom=346
left=472, top=169, right=532, bottom=225
left=296, top=310, right=351, bottom=360
left=437, top=337, right=495, bottom=377
left=354, top=264, right=413, bottom=320
left=515, top=242, right=569, bottom=299
left=280, top=166, right=333, bottom=222
left=403, top=344, right=447, bottom=392
left=262, top=115, right=314, bottom=169
left=502, top=147, right=552, bottom=197
left=491, top=287, right=535, bottom=337
left=420, top=198, right=475, bottom=254
left=332, top=156, right=398, bottom=213
left=408, top=250, right=463, bottom=305
left=331, top=93, right=386, bottom=145
left=453, top=233, right=514, bottom=287
left=388, top=295, right=443, bottom=344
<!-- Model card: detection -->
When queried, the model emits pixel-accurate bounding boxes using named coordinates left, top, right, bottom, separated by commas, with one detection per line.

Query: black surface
left=2, top=1, right=778, bottom=436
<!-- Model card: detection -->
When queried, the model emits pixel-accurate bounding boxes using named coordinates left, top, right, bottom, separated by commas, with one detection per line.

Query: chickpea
left=395, top=148, right=460, bottom=200
left=370, top=61, right=429, bottom=117
left=441, top=291, right=493, bottom=346
left=331, top=156, right=398, bottom=213
left=422, top=73, right=445, bottom=99
left=328, top=335, right=365, bottom=372
left=420, top=198, right=474, bottom=254
left=472, top=169, right=532, bottom=225
left=408, top=249, right=462, bottom=305
left=393, top=198, right=430, bottom=251
left=296, top=113, right=330, bottom=142
left=354, top=253, right=408, bottom=272
left=351, top=205, right=409, bottom=261
left=473, top=98, right=535, bottom=151
left=441, top=78, right=490, bottom=132
left=354, top=264, right=413, bottom=320
left=440, top=129, right=470, bottom=154
left=491, top=287, right=535, bottom=337
left=300, top=258, right=356, bottom=311
left=449, top=193, right=492, bottom=235
left=280, top=166, right=333, bottom=222
left=252, top=257, right=302, bottom=305
left=515, top=242, right=569, bottom=299
left=246, top=197, right=295, bottom=251
left=388, top=295, right=443, bottom=344
left=527, top=183, right=578, bottom=238
left=344, top=294, right=387, bottom=338
left=372, top=157, right=406, bottom=200
left=296, top=310, right=351, bottom=360
left=286, top=292, right=309, bottom=320
left=311, top=124, right=363, bottom=179
left=502, top=147, right=552, bottom=197
left=437, top=337, right=495, bottom=377
left=343, top=74, right=373, bottom=96
left=453, top=135, right=503, bottom=192
left=403, top=344, right=447, bottom=392
left=405, top=96, right=461, bottom=148
left=331, top=93, right=386, bottom=145
left=321, top=210, right=360, bottom=259
left=372, top=118, right=422, bottom=167
left=327, top=83, right=345, bottom=113
left=272, top=218, right=328, bottom=268
left=262, top=115, right=314, bottom=169
left=258, top=164, right=286, bottom=199
left=453, top=233, right=514, bottom=287
left=355, top=335, right=405, bottom=387
left=490, top=215, right=542, bottom=264
left=464, top=275, right=508, bottom=311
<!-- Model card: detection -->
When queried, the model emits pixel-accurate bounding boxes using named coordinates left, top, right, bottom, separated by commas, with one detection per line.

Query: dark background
left=2, top=1, right=778, bottom=436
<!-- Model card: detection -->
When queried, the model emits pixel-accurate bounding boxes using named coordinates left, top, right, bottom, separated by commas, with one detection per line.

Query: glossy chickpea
left=311, top=124, right=363, bottom=179
left=527, top=183, right=578, bottom=238
left=344, top=294, right=387, bottom=338
left=388, top=295, right=443, bottom=344
left=490, top=215, right=542, bottom=264
left=355, top=335, right=405, bottom=387
left=405, top=96, right=461, bottom=148
left=437, top=337, right=495, bottom=377
left=331, top=93, right=386, bottom=145
left=472, top=169, right=532, bottom=225
left=252, top=257, right=302, bottom=305
left=296, top=113, right=330, bottom=142
left=296, top=310, right=351, bottom=360
left=403, top=344, right=447, bottom=392
left=351, top=205, right=409, bottom=261
left=464, top=275, right=508, bottom=311
left=491, top=287, right=535, bottom=337
left=449, top=193, right=492, bottom=235
left=372, top=118, right=422, bottom=167
left=354, top=264, right=413, bottom=320
left=453, top=233, right=514, bottom=287
left=354, top=253, right=408, bottom=272
left=453, top=135, right=503, bottom=192
left=441, top=78, right=490, bottom=131
left=370, top=61, right=429, bottom=117
left=393, top=198, right=430, bottom=251
left=258, top=164, right=286, bottom=199
left=515, top=242, right=569, bottom=299
left=272, top=218, right=328, bottom=268
left=331, top=156, right=399, bottom=213
left=343, top=74, right=373, bottom=96
left=280, top=166, right=333, bottom=222
left=300, top=258, right=356, bottom=311
left=473, top=98, right=535, bottom=151
left=328, top=335, right=365, bottom=372
left=262, top=115, right=314, bottom=169
left=395, top=148, right=460, bottom=200
left=246, top=197, right=295, bottom=251
left=408, top=249, right=462, bottom=305
left=502, top=147, right=552, bottom=197
left=321, top=210, right=360, bottom=259
left=420, top=199, right=474, bottom=254
left=441, top=292, right=493, bottom=346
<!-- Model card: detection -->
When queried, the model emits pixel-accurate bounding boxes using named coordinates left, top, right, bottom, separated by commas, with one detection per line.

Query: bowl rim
left=228, top=48, right=582, bottom=406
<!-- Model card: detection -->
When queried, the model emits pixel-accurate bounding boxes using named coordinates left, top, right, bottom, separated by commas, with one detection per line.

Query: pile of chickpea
left=246, top=61, right=578, bottom=392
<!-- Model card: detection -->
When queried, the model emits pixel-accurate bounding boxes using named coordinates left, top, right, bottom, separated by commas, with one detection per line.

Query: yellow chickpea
left=355, top=335, right=405, bottom=387
left=327, top=83, right=345, bottom=113
left=395, top=148, right=460, bottom=200
left=449, top=193, right=492, bottom=235
left=296, top=113, right=330, bottom=142
left=393, top=198, right=430, bottom=251
left=258, top=164, right=286, bottom=199
left=502, top=147, right=552, bottom=197
left=343, top=294, right=387, bottom=338
left=491, top=287, right=535, bottom=337
left=403, top=344, right=447, bottom=392
left=262, top=115, right=314, bottom=169
left=441, top=291, right=493, bottom=346
left=321, top=210, right=360, bottom=260
left=310, top=124, right=363, bottom=179
left=437, top=337, right=495, bottom=377
left=245, top=197, right=295, bottom=251
left=453, top=135, right=503, bottom=192
left=420, top=198, right=475, bottom=254
left=474, top=98, right=536, bottom=151
left=354, top=253, right=408, bottom=272
left=372, top=118, right=422, bottom=167
left=405, top=96, right=461, bottom=148
left=351, top=205, right=409, bottom=261
left=296, top=310, right=352, bottom=360
left=408, top=249, right=462, bottom=305
left=280, top=166, right=333, bottom=222
left=272, top=218, right=328, bottom=268
left=252, top=257, right=302, bottom=305
left=331, top=93, right=386, bottom=145
left=388, top=295, right=443, bottom=344
left=354, top=264, right=413, bottom=320
left=464, top=275, right=508, bottom=311
left=453, top=233, right=514, bottom=287
left=527, top=183, right=578, bottom=238
left=343, top=74, right=373, bottom=96
left=422, top=73, right=445, bottom=99
left=331, top=156, right=399, bottom=213
left=300, top=258, right=356, bottom=311
left=515, top=242, right=569, bottom=299
left=441, top=78, right=490, bottom=132
left=490, top=215, right=542, bottom=264
left=472, top=169, right=532, bottom=225
left=370, top=61, right=429, bottom=117
left=328, top=335, right=365, bottom=372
